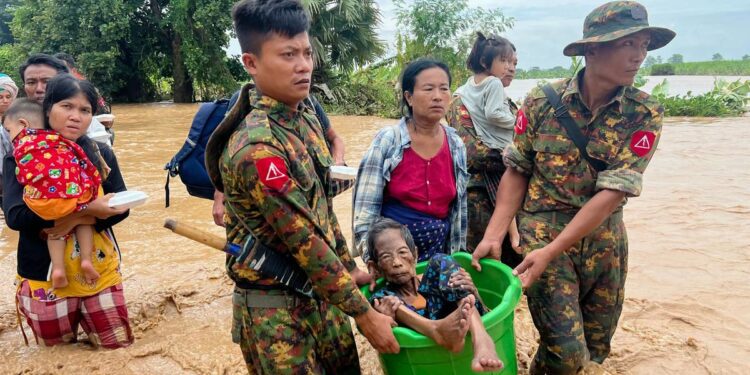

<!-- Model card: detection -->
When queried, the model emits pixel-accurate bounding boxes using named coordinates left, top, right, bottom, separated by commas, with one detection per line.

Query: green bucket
left=361, top=252, right=522, bottom=375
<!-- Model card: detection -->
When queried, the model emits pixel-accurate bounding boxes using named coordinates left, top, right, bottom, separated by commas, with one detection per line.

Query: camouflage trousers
left=518, top=210, right=627, bottom=375
left=466, top=186, right=523, bottom=269
left=232, top=288, right=360, bottom=374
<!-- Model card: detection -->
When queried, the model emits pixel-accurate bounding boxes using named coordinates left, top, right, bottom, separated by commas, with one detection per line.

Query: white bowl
left=94, top=114, right=116, bottom=122
left=330, top=166, right=357, bottom=181
left=108, top=190, right=148, bottom=209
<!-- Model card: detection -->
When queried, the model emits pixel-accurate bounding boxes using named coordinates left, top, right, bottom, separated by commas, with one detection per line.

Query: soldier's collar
left=249, top=91, right=308, bottom=127
left=563, top=68, right=626, bottom=113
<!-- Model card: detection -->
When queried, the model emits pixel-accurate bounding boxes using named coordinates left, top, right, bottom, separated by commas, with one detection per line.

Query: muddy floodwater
left=1, top=98, right=749, bottom=374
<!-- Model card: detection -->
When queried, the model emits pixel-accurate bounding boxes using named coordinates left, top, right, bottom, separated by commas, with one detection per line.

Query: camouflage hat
left=563, top=1, right=676, bottom=56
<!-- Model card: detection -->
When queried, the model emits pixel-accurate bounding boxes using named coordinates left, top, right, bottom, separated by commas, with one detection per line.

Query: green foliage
left=643, top=55, right=658, bottom=68
left=643, top=60, right=750, bottom=75
left=304, top=0, right=385, bottom=78
left=650, top=63, right=675, bottom=75
left=0, top=0, right=20, bottom=44
left=667, top=54, right=683, bottom=64
left=743, top=54, right=750, bottom=61
left=651, top=78, right=749, bottom=117
left=0, top=43, right=25, bottom=84
left=321, top=60, right=401, bottom=118
left=712, top=53, right=723, bottom=61
left=394, top=0, right=513, bottom=87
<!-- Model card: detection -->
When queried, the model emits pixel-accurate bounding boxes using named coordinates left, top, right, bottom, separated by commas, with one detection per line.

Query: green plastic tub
left=361, top=252, right=522, bottom=375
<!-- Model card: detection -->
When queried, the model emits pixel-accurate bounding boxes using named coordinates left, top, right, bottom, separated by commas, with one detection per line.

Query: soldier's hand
left=513, top=248, right=554, bottom=289
left=355, top=308, right=400, bottom=354
left=212, top=190, right=225, bottom=227
left=471, top=238, right=501, bottom=272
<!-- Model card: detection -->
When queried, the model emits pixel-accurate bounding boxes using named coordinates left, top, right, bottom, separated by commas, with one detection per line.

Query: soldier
left=472, top=2, right=675, bottom=373
left=204, top=0, right=398, bottom=373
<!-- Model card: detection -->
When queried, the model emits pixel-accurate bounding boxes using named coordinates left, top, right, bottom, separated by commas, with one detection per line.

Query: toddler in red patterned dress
left=2, top=99, right=101, bottom=288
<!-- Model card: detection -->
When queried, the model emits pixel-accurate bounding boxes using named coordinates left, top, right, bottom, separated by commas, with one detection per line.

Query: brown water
left=0, top=104, right=748, bottom=374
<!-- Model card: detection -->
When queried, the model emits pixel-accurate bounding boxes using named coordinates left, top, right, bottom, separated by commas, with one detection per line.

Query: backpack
left=164, top=98, right=230, bottom=207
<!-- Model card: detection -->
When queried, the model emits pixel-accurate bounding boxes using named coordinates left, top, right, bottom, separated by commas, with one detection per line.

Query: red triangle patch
left=515, top=110, right=528, bottom=135
left=629, top=130, right=656, bottom=157
left=257, top=156, right=289, bottom=190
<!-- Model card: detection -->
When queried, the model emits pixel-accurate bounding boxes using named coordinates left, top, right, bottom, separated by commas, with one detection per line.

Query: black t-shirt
left=2, top=140, right=129, bottom=281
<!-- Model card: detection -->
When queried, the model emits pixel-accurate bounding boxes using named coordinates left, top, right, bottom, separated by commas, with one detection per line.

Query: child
left=454, top=32, right=516, bottom=152
left=2, top=98, right=101, bottom=288
left=366, top=218, right=503, bottom=372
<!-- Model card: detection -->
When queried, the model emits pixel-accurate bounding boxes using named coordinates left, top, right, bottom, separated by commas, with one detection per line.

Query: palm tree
left=302, top=0, right=385, bottom=81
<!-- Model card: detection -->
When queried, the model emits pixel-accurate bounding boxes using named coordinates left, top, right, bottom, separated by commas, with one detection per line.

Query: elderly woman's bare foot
left=471, top=329, right=503, bottom=372
left=431, top=295, right=475, bottom=353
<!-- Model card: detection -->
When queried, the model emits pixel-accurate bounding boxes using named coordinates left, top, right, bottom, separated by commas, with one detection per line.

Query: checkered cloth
left=16, top=281, right=134, bottom=348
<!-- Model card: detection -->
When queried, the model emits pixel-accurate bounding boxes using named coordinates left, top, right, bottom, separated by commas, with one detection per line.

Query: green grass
left=646, top=60, right=750, bottom=76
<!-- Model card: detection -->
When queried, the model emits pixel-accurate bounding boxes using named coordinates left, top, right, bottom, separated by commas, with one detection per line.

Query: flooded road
left=0, top=101, right=748, bottom=374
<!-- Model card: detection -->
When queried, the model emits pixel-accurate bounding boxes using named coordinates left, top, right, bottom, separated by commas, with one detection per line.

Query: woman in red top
left=353, top=59, right=468, bottom=263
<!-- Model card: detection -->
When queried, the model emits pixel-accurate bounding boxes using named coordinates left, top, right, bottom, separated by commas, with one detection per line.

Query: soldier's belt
left=525, top=209, right=623, bottom=225
left=233, top=287, right=310, bottom=309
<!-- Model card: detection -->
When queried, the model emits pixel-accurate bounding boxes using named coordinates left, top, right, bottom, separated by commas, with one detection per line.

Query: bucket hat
left=563, top=1, right=676, bottom=56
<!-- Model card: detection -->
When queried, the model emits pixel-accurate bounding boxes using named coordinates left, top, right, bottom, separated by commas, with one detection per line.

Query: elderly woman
left=3, top=74, right=133, bottom=348
left=447, top=38, right=523, bottom=269
left=366, top=218, right=502, bottom=372
left=0, top=73, right=19, bottom=201
left=353, top=58, right=468, bottom=264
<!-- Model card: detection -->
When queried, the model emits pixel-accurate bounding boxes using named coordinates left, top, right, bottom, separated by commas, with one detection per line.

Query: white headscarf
left=0, top=73, right=18, bottom=100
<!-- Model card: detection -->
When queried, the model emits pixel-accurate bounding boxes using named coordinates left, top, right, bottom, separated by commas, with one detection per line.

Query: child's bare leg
left=47, top=237, right=68, bottom=288
left=394, top=295, right=475, bottom=353
left=469, top=308, right=503, bottom=372
left=76, top=225, right=100, bottom=284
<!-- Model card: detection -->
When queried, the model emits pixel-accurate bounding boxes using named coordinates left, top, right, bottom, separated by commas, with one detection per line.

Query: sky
left=228, top=0, right=750, bottom=70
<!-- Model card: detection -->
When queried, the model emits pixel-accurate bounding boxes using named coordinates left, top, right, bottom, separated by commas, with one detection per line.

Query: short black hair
left=231, top=0, right=310, bottom=55
left=19, top=53, right=69, bottom=82
left=366, top=218, right=418, bottom=264
left=53, top=52, right=77, bottom=69
left=466, top=32, right=515, bottom=74
left=2, top=98, right=43, bottom=125
left=399, top=58, right=452, bottom=117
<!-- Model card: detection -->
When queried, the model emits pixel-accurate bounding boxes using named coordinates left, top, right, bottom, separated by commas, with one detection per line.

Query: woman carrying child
left=2, top=74, right=133, bottom=348
left=448, top=33, right=523, bottom=268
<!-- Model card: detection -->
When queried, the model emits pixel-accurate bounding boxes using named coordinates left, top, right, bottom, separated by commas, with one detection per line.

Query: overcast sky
left=228, top=0, right=750, bottom=70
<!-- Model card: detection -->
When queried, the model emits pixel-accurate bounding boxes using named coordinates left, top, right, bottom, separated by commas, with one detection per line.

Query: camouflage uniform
left=206, top=84, right=368, bottom=374
left=447, top=97, right=522, bottom=268
left=505, top=72, right=664, bottom=373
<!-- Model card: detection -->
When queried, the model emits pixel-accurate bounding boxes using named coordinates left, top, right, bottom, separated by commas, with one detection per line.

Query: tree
left=394, top=0, right=514, bottom=84
left=643, top=56, right=658, bottom=68
left=712, top=53, right=723, bottom=61
left=10, top=0, right=235, bottom=102
left=667, top=53, right=683, bottom=64
left=0, top=0, right=21, bottom=44
left=743, top=54, right=750, bottom=61
left=304, top=0, right=385, bottom=81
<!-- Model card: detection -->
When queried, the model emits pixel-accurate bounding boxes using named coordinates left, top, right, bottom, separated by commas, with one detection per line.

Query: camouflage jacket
left=504, top=70, right=664, bottom=213
left=447, top=96, right=518, bottom=189
left=207, top=83, right=368, bottom=316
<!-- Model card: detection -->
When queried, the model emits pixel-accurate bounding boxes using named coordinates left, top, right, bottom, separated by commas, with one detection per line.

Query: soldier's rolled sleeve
left=596, top=106, right=663, bottom=197
left=503, top=97, right=537, bottom=176
left=237, top=146, right=370, bottom=316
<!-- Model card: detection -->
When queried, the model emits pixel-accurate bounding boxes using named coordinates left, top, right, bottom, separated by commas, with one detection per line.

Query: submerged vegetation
left=651, top=79, right=750, bottom=117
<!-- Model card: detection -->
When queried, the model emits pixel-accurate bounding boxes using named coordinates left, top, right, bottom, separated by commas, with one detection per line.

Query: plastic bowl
left=108, top=190, right=148, bottom=209
left=330, top=165, right=357, bottom=180
left=361, top=252, right=522, bottom=375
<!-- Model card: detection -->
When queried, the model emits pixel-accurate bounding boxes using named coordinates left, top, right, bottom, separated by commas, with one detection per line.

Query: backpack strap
left=541, top=84, right=607, bottom=172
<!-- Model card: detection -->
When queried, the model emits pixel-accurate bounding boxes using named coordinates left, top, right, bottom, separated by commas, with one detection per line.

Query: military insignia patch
left=515, top=110, right=528, bottom=134
left=629, top=130, right=655, bottom=157
left=257, top=156, right=289, bottom=190
left=630, top=6, right=647, bottom=21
